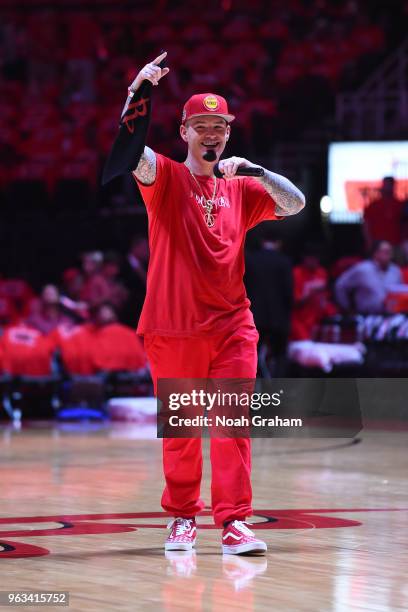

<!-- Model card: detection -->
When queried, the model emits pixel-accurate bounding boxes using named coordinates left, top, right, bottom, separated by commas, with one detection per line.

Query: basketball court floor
left=1, top=424, right=407, bottom=611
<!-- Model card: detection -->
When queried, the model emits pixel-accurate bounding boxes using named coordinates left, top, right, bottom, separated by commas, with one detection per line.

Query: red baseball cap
left=182, top=93, right=235, bottom=124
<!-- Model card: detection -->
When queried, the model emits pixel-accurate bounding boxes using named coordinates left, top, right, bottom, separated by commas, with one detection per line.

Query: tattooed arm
left=133, top=146, right=157, bottom=185
left=257, top=169, right=305, bottom=216
left=218, top=156, right=305, bottom=216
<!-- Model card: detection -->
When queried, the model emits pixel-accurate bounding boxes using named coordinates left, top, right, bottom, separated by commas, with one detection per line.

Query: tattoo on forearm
left=133, top=146, right=156, bottom=185
left=258, top=169, right=305, bottom=216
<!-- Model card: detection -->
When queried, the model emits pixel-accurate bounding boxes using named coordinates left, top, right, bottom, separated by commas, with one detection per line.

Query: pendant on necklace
left=205, top=201, right=215, bottom=227
left=205, top=211, right=215, bottom=227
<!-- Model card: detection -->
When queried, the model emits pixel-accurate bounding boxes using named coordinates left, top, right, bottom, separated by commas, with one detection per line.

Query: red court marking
left=0, top=508, right=406, bottom=559
left=0, top=541, right=49, bottom=558
left=0, top=521, right=139, bottom=538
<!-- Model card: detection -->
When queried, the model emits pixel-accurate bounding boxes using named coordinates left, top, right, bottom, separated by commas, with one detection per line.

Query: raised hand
left=129, top=52, right=170, bottom=92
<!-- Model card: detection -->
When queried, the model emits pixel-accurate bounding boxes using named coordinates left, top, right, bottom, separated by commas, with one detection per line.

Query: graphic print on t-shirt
left=190, top=191, right=231, bottom=210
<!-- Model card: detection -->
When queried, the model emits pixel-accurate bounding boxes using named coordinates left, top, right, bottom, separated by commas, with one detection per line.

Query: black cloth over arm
left=102, top=82, right=152, bottom=185
left=101, top=57, right=166, bottom=186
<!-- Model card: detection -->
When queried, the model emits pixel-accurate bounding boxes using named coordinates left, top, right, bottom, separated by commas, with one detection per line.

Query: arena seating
left=1, top=0, right=403, bottom=200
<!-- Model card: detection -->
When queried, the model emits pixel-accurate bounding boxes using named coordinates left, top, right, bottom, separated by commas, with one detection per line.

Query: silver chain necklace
left=185, top=164, right=217, bottom=228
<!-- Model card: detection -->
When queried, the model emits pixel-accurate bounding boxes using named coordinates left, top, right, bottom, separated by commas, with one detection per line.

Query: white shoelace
left=231, top=520, right=255, bottom=537
left=167, top=517, right=193, bottom=536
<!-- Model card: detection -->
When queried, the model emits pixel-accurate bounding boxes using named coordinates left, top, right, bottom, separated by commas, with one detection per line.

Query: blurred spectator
left=120, top=236, right=149, bottom=327
left=89, top=302, right=147, bottom=373
left=335, top=240, right=402, bottom=314
left=56, top=302, right=147, bottom=375
left=245, top=230, right=293, bottom=377
left=0, top=0, right=401, bottom=198
left=330, top=255, right=363, bottom=280
left=63, top=12, right=100, bottom=103
left=59, top=267, right=86, bottom=313
left=0, top=295, right=18, bottom=326
left=62, top=267, right=84, bottom=301
left=54, top=323, right=94, bottom=376
left=101, top=251, right=129, bottom=312
left=396, top=240, right=408, bottom=283
left=291, top=247, right=336, bottom=340
left=59, top=268, right=89, bottom=321
left=363, top=177, right=404, bottom=249
left=26, top=284, right=74, bottom=334
left=1, top=324, right=55, bottom=376
left=79, top=250, right=128, bottom=312
left=79, top=251, right=111, bottom=307
left=0, top=277, right=34, bottom=322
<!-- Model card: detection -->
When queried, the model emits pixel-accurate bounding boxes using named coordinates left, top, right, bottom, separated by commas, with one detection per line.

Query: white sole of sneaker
left=165, top=538, right=196, bottom=551
left=222, top=542, right=267, bottom=555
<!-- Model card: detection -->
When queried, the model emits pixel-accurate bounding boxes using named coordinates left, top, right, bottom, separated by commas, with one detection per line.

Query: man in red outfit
left=129, top=52, right=305, bottom=554
left=363, top=176, right=404, bottom=249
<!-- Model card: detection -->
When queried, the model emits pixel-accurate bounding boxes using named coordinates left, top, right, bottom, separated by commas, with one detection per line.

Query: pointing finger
left=152, top=51, right=167, bottom=66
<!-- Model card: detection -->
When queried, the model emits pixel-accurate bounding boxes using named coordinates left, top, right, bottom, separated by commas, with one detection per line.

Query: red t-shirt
left=54, top=325, right=94, bottom=376
left=134, top=154, right=280, bottom=337
left=1, top=325, right=54, bottom=376
left=91, top=324, right=147, bottom=372
left=55, top=323, right=147, bottom=375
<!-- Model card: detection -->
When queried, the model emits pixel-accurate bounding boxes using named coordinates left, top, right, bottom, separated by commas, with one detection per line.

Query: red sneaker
left=222, top=520, right=267, bottom=555
left=165, top=517, right=197, bottom=551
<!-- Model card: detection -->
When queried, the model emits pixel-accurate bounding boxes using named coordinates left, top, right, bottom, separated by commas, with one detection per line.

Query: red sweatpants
left=144, top=325, right=258, bottom=526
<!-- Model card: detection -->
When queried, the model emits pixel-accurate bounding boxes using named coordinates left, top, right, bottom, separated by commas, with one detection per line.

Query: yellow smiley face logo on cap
left=203, top=95, right=219, bottom=111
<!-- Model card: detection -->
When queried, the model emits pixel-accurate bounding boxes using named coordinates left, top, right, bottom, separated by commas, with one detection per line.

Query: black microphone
left=213, top=163, right=265, bottom=178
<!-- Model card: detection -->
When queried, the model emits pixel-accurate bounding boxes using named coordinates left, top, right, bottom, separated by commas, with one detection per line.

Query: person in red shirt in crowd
left=62, top=268, right=84, bottom=301
left=90, top=302, right=147, bottom=374
left=1, top=283, right=80, bottom=378
left=0, top=277, right=34, bottom=323
left=67, top=252, right=128, bottom=317
left=60, top=268, right=89, bottom=320
left=127, top=53, right=305, bottom=554
left=0, top=295, right=18, bottom=327
left=1, top=324, right=55, bottom=377
left=26, top=284, right=75, bottom=335
left=291, top=247, right=337, bottom=341
left=79, top=251, right=112, bottom=307
left=55, top=302, right=147, bottom=376
left=53, top=323, right=94, bottom=376
left=363, top=176, right=404, bottom=249
left=101, top=252, right=129, bottom=313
